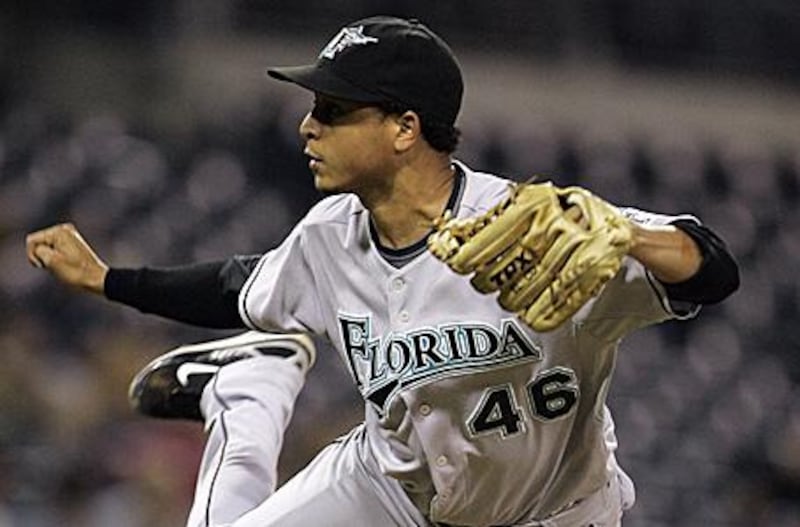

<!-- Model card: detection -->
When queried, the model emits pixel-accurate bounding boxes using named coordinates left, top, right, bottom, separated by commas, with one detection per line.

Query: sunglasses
left=311, top=97, right=383, bottom=125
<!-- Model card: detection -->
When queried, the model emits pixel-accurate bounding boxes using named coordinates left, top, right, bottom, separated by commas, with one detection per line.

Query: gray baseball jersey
left=238, top=161, right=699, bottom=525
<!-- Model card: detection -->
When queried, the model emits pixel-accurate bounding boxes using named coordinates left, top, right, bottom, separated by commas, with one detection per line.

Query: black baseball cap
left=267, top=16, right=463, bottom=127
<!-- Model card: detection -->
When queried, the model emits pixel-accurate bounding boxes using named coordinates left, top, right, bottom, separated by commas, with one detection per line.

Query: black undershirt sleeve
left=104, top=255, right=263, bottom=329
left=662, top=220, right=740, bottom=305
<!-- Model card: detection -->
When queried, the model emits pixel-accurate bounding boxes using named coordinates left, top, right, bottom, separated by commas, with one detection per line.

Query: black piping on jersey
left=644, top=266, right=698, bottom=319
left=240, top=253, right=271, bottom=331
left=370, top=164, right=466, bottom=268
left=204, top=412, right=228, bottom=527
left=205, top=374, right=232, bottom=527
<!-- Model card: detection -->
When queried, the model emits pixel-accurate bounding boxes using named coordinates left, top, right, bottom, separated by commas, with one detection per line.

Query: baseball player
left=26, top=15, right=739, bottom=527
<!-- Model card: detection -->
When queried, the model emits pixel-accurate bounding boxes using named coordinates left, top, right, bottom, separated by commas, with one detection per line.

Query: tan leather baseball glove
left=428, top=181, right=633, bottom=331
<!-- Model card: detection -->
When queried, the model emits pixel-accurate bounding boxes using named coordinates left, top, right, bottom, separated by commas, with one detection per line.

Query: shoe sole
left=128, top=331, right=316, bottom=407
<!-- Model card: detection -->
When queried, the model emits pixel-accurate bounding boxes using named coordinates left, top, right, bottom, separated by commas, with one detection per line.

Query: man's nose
left=299, top=112, right=321, bottom=140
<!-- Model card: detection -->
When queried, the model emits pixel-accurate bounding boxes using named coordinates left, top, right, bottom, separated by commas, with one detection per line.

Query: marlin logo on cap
left=319, top=25, right=379, bottom=60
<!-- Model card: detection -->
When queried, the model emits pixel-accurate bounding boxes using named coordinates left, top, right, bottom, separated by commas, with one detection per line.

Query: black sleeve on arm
left=661, top=220, right=740, bottom=305
left=104, top=255, right=263, bottom=329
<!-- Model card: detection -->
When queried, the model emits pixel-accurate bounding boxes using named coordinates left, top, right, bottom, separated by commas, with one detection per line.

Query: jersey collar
left=371, top=163, right=466, bottom=267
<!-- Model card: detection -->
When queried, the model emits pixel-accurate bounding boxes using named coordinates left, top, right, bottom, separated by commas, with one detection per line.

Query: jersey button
left=419, top=403, right=431, bottom=416
left=398, top=310, right=410, bottom=323
left=435, top=455, right=448, bottom=467
left=391, top=277, right=405, bottom=291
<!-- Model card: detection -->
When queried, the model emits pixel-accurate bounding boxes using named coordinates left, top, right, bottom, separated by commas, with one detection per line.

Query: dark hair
left=379, top=101, right=461, bottom=154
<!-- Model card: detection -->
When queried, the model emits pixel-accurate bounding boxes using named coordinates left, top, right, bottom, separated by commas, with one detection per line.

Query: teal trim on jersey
left=371, top=164, right=466, bottom=268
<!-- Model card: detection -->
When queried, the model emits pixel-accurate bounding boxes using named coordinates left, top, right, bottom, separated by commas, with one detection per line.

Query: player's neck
left=366, top=160, right=455, bottom=250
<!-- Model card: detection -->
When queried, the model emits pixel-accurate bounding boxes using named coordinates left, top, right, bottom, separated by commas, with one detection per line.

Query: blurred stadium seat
left=1, top=3, right=798, bottom=526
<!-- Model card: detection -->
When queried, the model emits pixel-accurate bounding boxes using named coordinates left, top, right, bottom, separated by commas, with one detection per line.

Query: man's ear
left=394, top=111, right=422, bottom=153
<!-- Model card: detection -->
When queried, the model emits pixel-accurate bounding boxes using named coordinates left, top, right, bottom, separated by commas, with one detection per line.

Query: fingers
left=25, top=222, right=76, bottom=269
left=32, top=244, right=57, bottom=268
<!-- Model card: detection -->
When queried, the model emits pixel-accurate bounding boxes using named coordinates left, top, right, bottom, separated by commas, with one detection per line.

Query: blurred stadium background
left=1, top=2, right=799, bottom=526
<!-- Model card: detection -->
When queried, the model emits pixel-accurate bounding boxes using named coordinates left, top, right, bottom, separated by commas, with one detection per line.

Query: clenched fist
left=25, top=223, right=108, bottom=294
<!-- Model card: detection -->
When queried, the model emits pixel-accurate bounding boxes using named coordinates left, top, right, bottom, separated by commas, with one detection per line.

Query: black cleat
left=128, top=331, right=315, bottom=421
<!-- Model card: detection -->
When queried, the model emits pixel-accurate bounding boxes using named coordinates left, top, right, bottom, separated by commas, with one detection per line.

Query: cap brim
left=267, top=64, right=384, bottom=103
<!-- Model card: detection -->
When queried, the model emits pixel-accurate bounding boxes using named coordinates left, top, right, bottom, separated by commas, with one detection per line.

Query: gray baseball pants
left=186, top=357, right=632, bottom=527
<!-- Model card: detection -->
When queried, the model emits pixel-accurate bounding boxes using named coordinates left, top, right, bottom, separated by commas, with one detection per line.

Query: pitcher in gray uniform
left=26, top=15, right=739, bottom=527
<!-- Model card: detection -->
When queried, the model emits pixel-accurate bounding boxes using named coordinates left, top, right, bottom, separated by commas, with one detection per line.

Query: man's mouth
left=304, top=149, right=322, bottom=171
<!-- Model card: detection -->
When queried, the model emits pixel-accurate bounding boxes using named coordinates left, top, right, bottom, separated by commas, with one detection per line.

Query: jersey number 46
left=467, top=367, right=579, bottom=439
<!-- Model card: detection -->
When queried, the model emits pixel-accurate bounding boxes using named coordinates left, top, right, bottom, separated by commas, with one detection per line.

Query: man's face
left=299, top=94, right=398, bottom=196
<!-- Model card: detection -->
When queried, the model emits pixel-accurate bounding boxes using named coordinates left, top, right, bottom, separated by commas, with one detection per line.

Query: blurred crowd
left=1, top=92, right=798, bottom=526
left=0, top=100, right=365, bottom=526
left=1, top=2, right=799, bottom=526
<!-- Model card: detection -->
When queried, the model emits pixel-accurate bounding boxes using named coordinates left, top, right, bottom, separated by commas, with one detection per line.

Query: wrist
left=628, top=223, right=702, bottom=283
left=89, top=264, right=109, bottom=295
left=628, top=223, right=673, bottom=256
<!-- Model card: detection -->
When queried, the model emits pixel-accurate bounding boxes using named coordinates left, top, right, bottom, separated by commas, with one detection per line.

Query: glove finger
left=456, top=182, right=569, bottom=272
left=446, top=194, right=548, bottom=274
left=428, top=216, right=483, bottom=272
left=524, top=258, right=620, bottom=331
left=560, top=186, right=631, bottom=240
left=497, top=225, right=586, bottom=312
left=429, top=182, right=567, bottom=277
left=522, top=272, right=594, bottom=331
left=515, top=189, right=566, bottom=255
left=429, top=191, right=518, bottom=274
left=524, top=237, right=627, bottom=331
left=470, top=183, right=569, bottom=292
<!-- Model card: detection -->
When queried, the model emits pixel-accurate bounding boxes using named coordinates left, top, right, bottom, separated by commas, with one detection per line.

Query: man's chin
left=314, top=180, right=339, bottom=197
left=314, top=175, right=347, bottom=197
